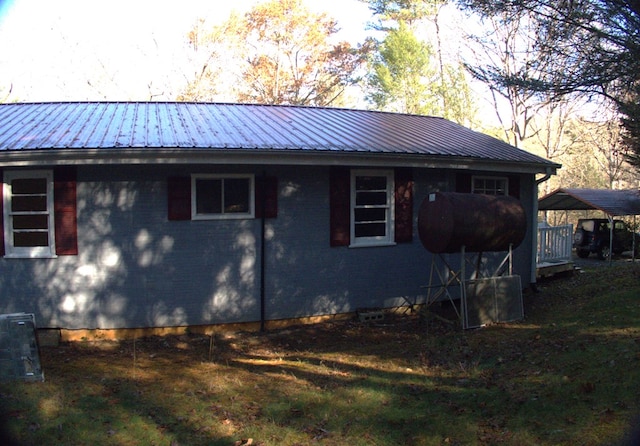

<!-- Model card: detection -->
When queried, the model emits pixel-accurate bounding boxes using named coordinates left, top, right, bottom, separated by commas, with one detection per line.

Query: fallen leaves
left=1, top=263, right=638, bottom=446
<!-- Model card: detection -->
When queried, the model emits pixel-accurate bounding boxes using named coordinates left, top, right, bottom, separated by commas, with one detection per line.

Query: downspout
left=259, top=173, right=267, bottom=332
left=531, top=168, right=554, bottom=291
left=633, top=215, right=637, bottom=262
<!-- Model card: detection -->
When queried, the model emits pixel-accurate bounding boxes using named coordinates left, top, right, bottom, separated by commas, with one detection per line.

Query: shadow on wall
left=23, top=180, right=262, bottom=329
left=14, top=173, right=355, bottom=330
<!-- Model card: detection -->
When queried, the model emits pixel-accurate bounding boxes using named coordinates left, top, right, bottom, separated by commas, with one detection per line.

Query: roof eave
left=0, top=148, right=559, bottom=175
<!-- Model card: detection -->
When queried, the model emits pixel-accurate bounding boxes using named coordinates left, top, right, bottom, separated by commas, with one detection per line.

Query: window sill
left=3, top=252, right=58, bottom=259
left=349, top=241, right=397, bottom=249
left=192, top=214, right=255, bottom=221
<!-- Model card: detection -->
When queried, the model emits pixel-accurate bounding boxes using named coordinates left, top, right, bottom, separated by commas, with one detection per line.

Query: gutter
left=0, top=148, right=560, bottom=175
left=536, top=168, right=554, bottom=185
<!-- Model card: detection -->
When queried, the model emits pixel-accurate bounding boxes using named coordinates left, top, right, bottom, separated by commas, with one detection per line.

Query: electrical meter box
left=0, top=313, right=44, bottom=382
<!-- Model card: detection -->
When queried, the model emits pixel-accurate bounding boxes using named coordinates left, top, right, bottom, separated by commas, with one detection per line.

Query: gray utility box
left=0, top=313, right=44, bottom=382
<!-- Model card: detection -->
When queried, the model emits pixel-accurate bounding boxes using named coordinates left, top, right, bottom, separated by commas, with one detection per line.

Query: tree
left=365, top=0, right=446, bottom=27
left=178, top=17, right=241, bottom=102
left=181, top=0, right=372, bottom=106
left=571, top=116, right=636, bottom=189
left=367, top=21, right=439, bottom=114
left=363, top=0, right=450, bottom=110
left=438, top=62, right=476, bottom=126
left=363, top=0, right=477, bottom=124
left=531, top=99, right=578, bottom=162
left=524, top=97, right=581, bottom=196
left=457, top=0, right=640, bottom=170
left=1, top=83, right=12, bottom=102
left=464, top=10, right=573, bottom=147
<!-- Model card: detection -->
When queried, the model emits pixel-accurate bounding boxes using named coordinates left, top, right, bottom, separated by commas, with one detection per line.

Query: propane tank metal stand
left=422, top=244, right=519, bottom=329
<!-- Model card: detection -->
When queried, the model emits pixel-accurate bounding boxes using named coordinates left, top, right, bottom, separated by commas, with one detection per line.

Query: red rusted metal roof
left=0, top=102, right=558, bottom=171
left=538, top=188, right=640, bottom=216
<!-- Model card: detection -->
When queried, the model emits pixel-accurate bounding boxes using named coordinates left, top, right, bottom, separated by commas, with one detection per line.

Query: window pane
left=473, top=178, right=506, bottom=196
left=14, top=231, right=49, bottom=247
left=580, top=220, right=594, bottom=232
left=356, top=191, right=387, bottom=206
left=11, top=196, right=47, bottom=212
left=196, top=179, right=222, bottom=214
left=224, top=178, right=250, bottom=213
left=355, top=222, right=386, bottom=238
left=12, top=215, right=48, bottom=230
left=12, top=178, right=47, bottom=194
left=356, top=176, right=386, bottom=191
left=354, top=208, right=386, bottom=223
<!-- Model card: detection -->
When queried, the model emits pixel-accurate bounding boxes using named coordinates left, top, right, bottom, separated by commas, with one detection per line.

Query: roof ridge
left=0, top=101, right=447, bottom=119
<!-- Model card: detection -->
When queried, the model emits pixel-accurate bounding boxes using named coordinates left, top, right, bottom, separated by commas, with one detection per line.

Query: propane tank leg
left=461, top=245, right=468, bottom=330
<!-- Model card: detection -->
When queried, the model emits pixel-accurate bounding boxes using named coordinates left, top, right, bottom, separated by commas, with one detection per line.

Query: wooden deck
left=536, top=223, right=575, bottom=278
left=536, top=260, right=575, bottom=278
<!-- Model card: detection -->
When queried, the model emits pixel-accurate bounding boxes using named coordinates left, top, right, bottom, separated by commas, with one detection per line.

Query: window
left=330, top=167, right=413, bottom=247
left=3, top=170, right=56, bottom=258
left=191, top=174, right=254, bottom=220
left=472, top=176, right=508, bottom=196
left=350, top=169, right=394, bottom=246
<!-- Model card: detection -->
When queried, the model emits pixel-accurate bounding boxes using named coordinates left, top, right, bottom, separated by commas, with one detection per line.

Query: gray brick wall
left=0, top=164, right=535, bottom=330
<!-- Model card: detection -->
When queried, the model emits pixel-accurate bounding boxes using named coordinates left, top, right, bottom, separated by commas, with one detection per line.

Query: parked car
left=573, top=218, right=640, bottom=259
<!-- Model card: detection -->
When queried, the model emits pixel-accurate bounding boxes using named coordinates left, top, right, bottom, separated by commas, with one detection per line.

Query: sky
left=0, top=0, right=379, bottom=102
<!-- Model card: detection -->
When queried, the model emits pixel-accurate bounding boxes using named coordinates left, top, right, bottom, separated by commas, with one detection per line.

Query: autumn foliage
left=181, top=0, right=372, bottom=106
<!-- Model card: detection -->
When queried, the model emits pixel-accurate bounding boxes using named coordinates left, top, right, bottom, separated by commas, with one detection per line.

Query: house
left=0, top=102, right=559, bottom=337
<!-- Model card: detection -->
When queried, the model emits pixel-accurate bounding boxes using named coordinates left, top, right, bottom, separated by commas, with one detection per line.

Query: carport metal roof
left=538, top=188, right=640, bottom=216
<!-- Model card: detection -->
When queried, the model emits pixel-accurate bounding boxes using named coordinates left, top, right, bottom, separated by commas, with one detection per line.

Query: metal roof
left=0, top=102, right=558, bottom=171
left=538, top=188, right=640, bottom=216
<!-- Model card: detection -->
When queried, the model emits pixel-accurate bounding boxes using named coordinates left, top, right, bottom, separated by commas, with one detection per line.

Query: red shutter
left=167, top=176, right=191, bottom=220
left=329, top=167, right=350, bottom=247
left=54, top=167, right=78, bottom=256
left=255, top=176, right=278, bottom=219
left=0, top=169, right=4, bottom=256
left=456, top=173, right=472, bottom=193
left=394, top=168, right=413, bottom=243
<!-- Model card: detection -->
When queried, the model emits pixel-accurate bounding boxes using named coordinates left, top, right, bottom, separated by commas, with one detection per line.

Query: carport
left=538, top=188, right=640, bottom=262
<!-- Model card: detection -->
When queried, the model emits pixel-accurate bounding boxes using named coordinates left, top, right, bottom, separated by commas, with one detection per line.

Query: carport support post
left=608, top=215, right=614, bottom=265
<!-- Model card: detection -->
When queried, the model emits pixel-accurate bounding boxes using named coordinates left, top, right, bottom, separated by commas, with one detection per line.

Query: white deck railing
left=537, top=224, right=573, bottom=264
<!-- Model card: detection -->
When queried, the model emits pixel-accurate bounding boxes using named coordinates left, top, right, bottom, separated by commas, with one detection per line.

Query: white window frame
left=3, top=170, right=56, bottom=258
left=191, top=174, right=255, bottom=220
left=350, top=169, right=395, bottom=247
left=472, top=175, right=508, bottom=196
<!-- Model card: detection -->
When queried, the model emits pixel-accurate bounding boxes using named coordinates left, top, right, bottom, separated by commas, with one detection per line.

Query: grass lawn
left=1, top=263, right=639, bottom=445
